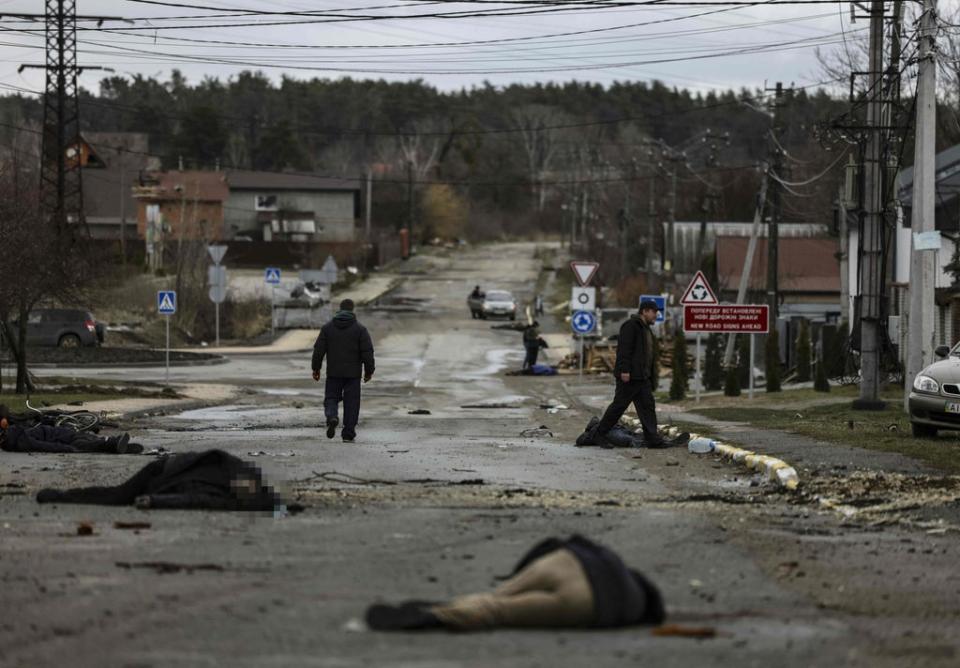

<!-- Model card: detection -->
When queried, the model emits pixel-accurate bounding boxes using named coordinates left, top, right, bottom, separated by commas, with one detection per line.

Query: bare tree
left=510, top=105, right=571, bottom=213
left=0, top=149, right=94, bottom=393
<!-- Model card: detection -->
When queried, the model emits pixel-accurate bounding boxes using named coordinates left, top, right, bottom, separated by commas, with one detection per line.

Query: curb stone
left=621, top=416, right=800, bottom=491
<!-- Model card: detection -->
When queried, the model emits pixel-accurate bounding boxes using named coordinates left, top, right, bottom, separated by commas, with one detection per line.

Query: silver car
left=908, top=344, right=960, bottom=437
left=481, top=290, right=517, bottom=320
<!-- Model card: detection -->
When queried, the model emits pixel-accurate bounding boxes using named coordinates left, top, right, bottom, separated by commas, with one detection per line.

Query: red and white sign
left=683, top=304, right=770, bottom=334
left=570, top=261, right=599, bottom=287
left=680, top=270, right=718, bottom=305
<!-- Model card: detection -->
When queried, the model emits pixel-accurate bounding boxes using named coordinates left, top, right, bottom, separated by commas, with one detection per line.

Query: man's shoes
left=326, top=417, right=339, bottom=439
left=342, top=434, right=356, bottom=443
left=645, top=439, right=671, bottom=449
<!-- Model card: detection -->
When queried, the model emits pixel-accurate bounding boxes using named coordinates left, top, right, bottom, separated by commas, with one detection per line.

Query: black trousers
left=596, top=378, right=661, bottom=444
left=325, top=376, right=362, bottom=438
left=523, top=344, right=539, bottom=370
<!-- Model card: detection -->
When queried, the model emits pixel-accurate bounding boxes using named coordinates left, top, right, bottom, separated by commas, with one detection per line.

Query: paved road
left=2, top=243, right=958, bottom=667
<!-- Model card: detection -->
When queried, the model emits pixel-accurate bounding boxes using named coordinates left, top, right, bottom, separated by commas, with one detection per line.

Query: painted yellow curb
left=621, top=418, right=800, bottom=490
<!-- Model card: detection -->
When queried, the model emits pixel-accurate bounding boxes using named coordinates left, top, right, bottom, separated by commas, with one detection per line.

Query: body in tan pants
left=430, top=548, right=595, bottom=630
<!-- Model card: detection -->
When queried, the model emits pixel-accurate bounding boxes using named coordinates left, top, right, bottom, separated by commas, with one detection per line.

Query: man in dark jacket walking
left=312, top=299, right=375, bottom=442
left=593, top=300, right=666, bottom=448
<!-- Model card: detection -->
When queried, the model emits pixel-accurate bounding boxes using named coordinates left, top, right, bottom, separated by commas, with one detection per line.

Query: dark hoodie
left=312, top=310, right=375, bottom=379
left=614, top=314, right=655, bottom=381
left=512, top=535, right=665, bottom=627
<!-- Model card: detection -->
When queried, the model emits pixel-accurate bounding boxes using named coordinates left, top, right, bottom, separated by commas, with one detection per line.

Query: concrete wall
left=225, top=189, right=357, bottom=242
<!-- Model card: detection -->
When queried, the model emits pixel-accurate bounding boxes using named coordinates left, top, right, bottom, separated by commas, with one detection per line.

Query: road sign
left=209, top=285, right=227, bottom=305
left=570, top=261, right=599, bottom=287
left=639, top=294, right=666, bottom=323
left=680, top=270, right=718, bottom=305
left=265, top=267, right=282, bottom=284
left=683, top=304, right=769, bottom=334
left=157, top=290, right=177, bottom=315
left=571, top=310, right=596, bottom=335
left=571, top=286, right=596, bottom=312
left=207, top=244, right=227, bottom=265
left=208, top=265, right=227, bottom=288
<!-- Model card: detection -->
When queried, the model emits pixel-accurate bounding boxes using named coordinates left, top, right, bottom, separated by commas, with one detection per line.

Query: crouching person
left=366, top=535, right=665, bottom=631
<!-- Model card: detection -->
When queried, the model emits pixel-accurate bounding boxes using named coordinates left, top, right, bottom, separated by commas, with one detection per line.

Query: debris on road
left=114, top=521, right=151, bottom=530
left=520, top=425, right=553, bottom=438
left=652, top=624, right=717, bottom=638
left=408, top=409, right=432, bottom=415
left=247, top=450, right=296, bottom=457
left=76, top=522, right=94, bottom=536
left=115, top=561, right=224, bottom=575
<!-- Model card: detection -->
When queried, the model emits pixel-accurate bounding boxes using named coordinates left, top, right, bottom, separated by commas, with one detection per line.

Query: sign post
left=680, top=271, right=718, bottom=403
left=265, top=267, right=282, bottom=336
left=749, top=334, right=755, bottom=399
left=207, top=245, right=228, bottom=347
left=157, top=290, right=177, bottom=383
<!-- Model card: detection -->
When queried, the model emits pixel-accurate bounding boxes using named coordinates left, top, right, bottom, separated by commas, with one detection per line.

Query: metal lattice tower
left=40, top=0, right=83, bottom=232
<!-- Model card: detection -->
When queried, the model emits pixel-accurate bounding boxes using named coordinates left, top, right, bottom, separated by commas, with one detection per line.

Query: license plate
left=946, top=402, right=960, bottom=414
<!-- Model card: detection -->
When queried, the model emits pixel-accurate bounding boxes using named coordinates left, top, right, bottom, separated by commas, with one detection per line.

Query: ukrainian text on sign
left=683, top=304, right=769, bottom=334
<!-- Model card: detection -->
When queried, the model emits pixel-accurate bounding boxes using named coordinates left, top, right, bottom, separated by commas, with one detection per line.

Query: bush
left=669, top=331, right=688, bottom=400
left=765, top=329, right=782, bottom=392
left=724, top=365, right=741, bottom=396
left=795, top=319, right=811, bottom=382
left=704, top=333, right=723, bottom=390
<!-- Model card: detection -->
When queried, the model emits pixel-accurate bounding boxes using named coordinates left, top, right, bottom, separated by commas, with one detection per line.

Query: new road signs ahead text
left=683, top=304, right=770, bottom=334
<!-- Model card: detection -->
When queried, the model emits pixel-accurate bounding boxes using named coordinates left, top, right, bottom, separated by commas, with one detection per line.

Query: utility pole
left=767, top=82, right=787, bottom=321
left=405, top=159, right=414, bottom=236
left=905, top=0, right=938, bottom=410
left=646, top=154, right=657, bottom=289
left=18, top=2, right=114, bottom=232
left=119, top=157, right=126, bottom=270
left=854, top=0, right=888, bottom=410
left=365, top=166, right=372, bottom=241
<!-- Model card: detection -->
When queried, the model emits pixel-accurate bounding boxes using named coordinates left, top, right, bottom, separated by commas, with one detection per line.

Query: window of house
left=255, top=195, right=278, bottom=211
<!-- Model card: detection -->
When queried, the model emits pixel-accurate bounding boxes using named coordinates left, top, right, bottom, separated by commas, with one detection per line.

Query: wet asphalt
left=1, top=242, right=959, bottom=668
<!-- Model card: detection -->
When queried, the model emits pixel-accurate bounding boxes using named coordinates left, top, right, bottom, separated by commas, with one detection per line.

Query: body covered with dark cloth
left=365, top=534, right=664, bottom=631
left=2, top=424, right=135, bottom=454
left=511, top=535, right=664, bottom=628
left=36, top=450, right=279, bottom=510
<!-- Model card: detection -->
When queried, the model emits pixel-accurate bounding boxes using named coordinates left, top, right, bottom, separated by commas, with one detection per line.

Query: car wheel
left=58, top=334, right=81, bottom=349
left=911, top=422, right=938, bottom=438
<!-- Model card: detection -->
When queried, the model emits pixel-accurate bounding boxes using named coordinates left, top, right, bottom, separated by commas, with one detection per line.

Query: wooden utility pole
left=905, top=0, right=938, bottom=410
left=854, top=0, right=888, bottom=410
left=767, top=83, right=785, bottom=322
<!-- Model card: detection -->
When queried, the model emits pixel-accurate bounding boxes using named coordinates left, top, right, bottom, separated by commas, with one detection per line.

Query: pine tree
left=765, top=329, right=782, bottom=392
left=704, top=333, right=723, bottom=391
left=724, top=364, right=741, bottom=396
left=795, top=319, right=811, bottom=382
left=669, top=331, right=688, bottom=400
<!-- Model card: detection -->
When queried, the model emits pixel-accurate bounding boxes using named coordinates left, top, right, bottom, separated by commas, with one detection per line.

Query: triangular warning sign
left=570, top=261, right=599, bottom=287
left=680, top=270, right=718, bottom=305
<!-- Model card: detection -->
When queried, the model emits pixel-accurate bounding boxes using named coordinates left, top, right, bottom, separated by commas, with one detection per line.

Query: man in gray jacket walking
left=312, top=299, right=375, bottom=442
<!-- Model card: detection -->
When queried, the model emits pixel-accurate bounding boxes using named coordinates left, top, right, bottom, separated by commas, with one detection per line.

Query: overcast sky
left=0, top=0, right=949, bottom=98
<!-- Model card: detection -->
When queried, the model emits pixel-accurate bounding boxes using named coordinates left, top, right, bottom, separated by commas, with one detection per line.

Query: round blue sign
left=571, top=310, right=596, bottom=334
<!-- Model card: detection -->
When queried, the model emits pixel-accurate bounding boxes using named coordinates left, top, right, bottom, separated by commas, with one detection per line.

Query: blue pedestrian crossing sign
left=571, top=310, right=596, bottom=335
left=264, top=267, right=282, bottom=284
left=157, top=290, right=177, bottom=315
left=639, top=294, right=666, bottom=323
